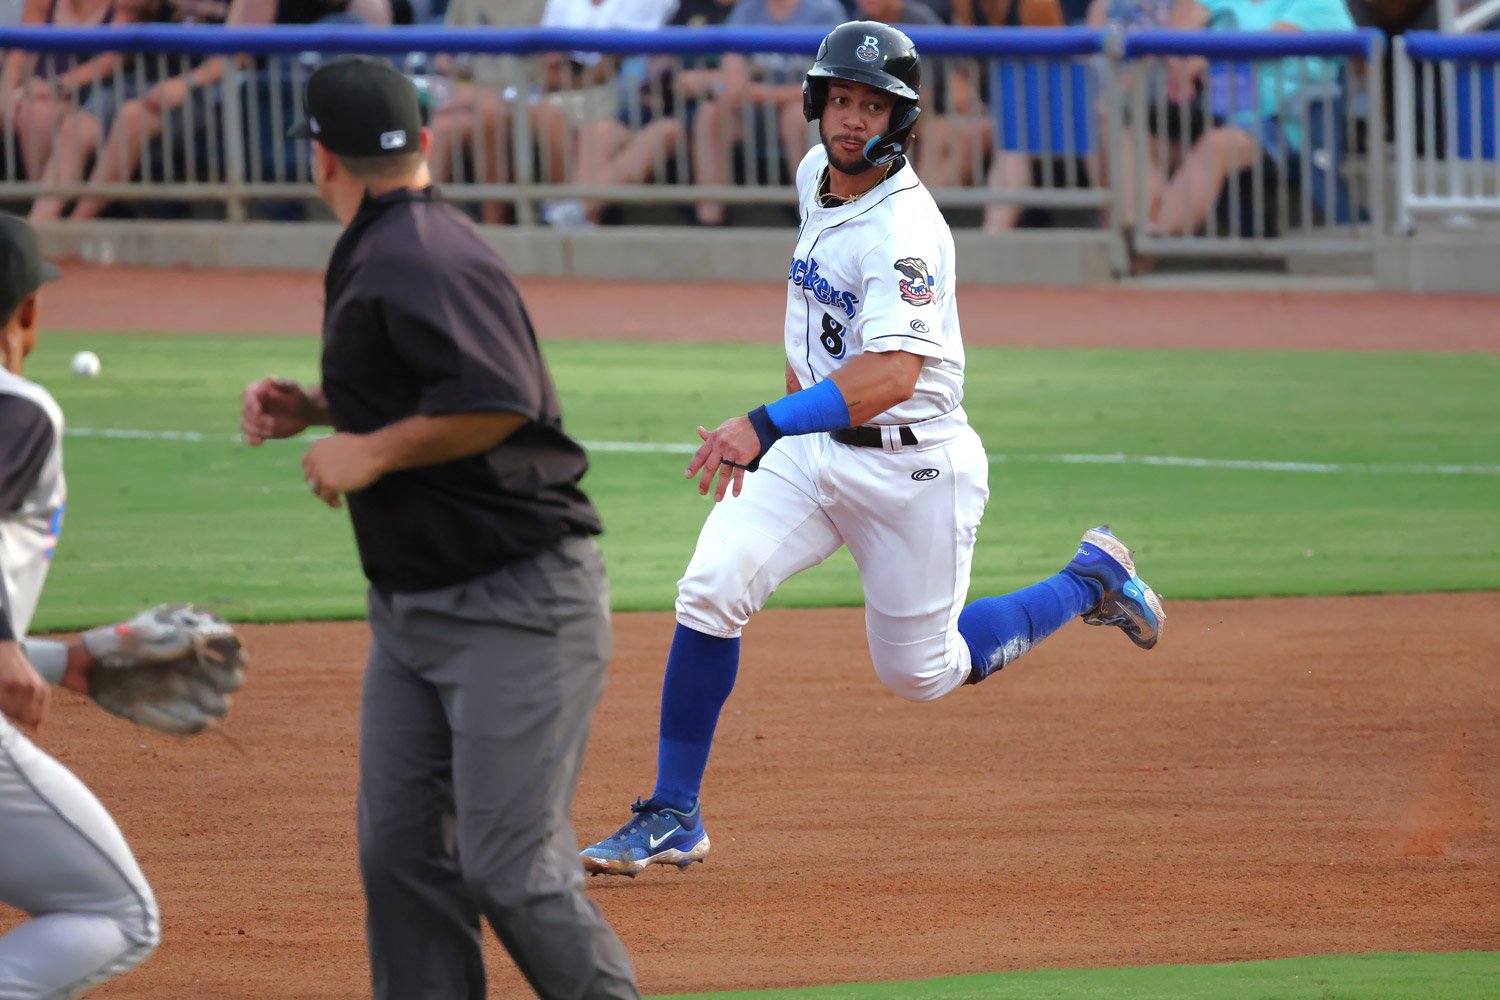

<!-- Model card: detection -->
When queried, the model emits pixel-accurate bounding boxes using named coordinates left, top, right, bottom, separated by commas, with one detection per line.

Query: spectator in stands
left=852, top=0, right=994, bottom=192
left=690, top=0, right=845, bottom=226
left=544, top=0, right=737, bottom=228
left=1345, top=0, right=1434, bottom=147
left=427, top=0, right=675, bottom=225
left=979, top=0, right=1094, bottom=232
left=1085, top=0, right=1173, bottom=229
left=53, top=0, right=389, bottom=222
left=0, top=0, right=150, bottom=189
left=1149, top=0, right=1353, bottom=235
left=426, top=0, right=547, bottom=223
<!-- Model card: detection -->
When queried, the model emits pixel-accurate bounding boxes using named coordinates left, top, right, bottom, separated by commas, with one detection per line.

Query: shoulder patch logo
left=856, top=34, right=881, bottom=63
left=894, top=257, right=935, bottom=306
left=909, top=318, right=930, bottom=334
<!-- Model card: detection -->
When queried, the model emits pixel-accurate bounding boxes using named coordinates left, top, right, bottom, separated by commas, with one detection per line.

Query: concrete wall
left=34, top=220, right=1120, bottom=286
left=1375, top=228, right=1500, bottom=293
left=33, top=219, right=1500, bottom=292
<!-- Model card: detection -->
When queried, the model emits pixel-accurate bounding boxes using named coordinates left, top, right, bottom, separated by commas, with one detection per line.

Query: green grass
left=25, top=334, right=1500, bottom=997
left=655, top=952, right=1500, bottom=999
left=26, top=332, right=1500, bottom=630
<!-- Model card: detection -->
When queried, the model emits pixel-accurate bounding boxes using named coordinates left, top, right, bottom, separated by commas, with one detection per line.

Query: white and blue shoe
left=1065, top=525, right=1165, bottom=650
left=580, top=798, right=710, bottom=877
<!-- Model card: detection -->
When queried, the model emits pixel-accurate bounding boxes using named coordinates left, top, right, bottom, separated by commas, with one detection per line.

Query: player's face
left=820, top=79, right=895, bottom=176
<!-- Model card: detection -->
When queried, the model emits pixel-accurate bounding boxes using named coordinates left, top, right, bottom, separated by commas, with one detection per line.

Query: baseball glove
left=80, top=604, right=247, bottom=736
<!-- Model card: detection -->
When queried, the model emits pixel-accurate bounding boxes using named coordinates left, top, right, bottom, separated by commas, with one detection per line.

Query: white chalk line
left=63, top=427, right=1500, bottom=476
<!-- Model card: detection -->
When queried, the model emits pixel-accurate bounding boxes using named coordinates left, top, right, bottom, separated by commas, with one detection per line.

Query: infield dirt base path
left=17, top=267, right=1500, bottom=997
left=24, top=596, right=1500, bottom=999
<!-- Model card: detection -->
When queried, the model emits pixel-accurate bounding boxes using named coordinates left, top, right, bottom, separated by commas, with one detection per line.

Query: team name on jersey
left=788, top=256, right=859, bottom=320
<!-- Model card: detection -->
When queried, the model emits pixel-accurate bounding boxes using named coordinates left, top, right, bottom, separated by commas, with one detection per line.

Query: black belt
left=831, top=425, right=918, bottom=448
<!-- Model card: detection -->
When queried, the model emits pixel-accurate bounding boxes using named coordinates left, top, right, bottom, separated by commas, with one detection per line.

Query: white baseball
left=71, top=350, right=101, bottom=378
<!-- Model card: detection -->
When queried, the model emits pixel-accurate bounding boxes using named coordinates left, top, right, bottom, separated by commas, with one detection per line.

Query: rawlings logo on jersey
left=894, top=257, right=935, bottom=306
left=789, top=256, right=859, bottom=320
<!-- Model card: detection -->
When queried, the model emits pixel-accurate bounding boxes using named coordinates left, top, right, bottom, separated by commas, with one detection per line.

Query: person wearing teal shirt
left=1150, top=0, right=1354, bottom=236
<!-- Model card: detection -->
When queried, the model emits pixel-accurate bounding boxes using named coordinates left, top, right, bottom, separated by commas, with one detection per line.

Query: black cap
left=0, top=214, right=60, bottom=321
left=288, top=55, right=423, bottom=157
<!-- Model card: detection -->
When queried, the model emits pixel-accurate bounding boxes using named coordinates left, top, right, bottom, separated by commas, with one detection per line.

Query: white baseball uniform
left=675, top=147, right=990, bottom=701
left=0, top=369, right=158, bottom=1000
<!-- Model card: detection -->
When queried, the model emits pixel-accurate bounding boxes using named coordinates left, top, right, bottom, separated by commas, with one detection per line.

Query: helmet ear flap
left=802, top=78, right=825, bottom=124
left=863, top=100, right=921, bottom=166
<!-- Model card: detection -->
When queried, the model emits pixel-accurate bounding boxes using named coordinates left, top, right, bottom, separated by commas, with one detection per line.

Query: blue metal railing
left=0, top=25, right=1443, bottom=257
left=0, top=24, right=1391, bottom=59
left=1404, top=31, right=1500, bottom=60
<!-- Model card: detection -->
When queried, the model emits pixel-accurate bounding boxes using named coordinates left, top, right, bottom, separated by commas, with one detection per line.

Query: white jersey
left=785, top=145, right=965, bottom=427
left=0, top=368, right=66, bottom=639
left=0, top=377, right=160, bottom=997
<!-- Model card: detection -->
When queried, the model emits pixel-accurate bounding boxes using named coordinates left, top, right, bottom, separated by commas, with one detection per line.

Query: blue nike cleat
left=1065, top=525, right=1165, bottom=650
left=580, top=798, right=710, bottom=877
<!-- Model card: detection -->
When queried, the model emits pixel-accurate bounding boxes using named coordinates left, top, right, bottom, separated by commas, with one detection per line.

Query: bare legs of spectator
left=1151, top=124, right=1259, bottom=235
left=777, top=99, right=814, bottom=187
left=429, top=88, right=570, bottom=226
left=571, top=117, right=683, bottom=224
left=67, top=97, right=160, bottom=220
left=982, top=151, right=1032, bottom=233
left=1094, top=108, right=1163, bottom=229
left=693, top=98, right=810, bottom=226
left=27, top=110, right=103, bottom=222
left=430, top=84, right=513, bottom=223
left=14, top=92, right=69, bottom=182
left=692, top=98, right=736, bottom=226
left=917, top=116, right=991, bottom=189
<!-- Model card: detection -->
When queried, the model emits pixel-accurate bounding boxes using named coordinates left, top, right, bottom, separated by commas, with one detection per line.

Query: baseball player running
left=580, top=21, right=1164, bottom=877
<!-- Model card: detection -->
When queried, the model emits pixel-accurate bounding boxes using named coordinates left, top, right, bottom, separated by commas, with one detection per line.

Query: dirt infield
left=17, top=267, right=1500, bottom=997
left=43, top=263, right=1500, bottom=352
left=24, top=597, right=1500, bottom=999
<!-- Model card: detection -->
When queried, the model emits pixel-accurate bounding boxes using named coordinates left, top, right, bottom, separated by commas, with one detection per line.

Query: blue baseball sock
left=652, top=624, right=740, bottom=813
left=958, top=571, right=1101, bottom=685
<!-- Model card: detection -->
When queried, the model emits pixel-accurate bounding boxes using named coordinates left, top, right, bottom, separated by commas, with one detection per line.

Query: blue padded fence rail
left=1405, top=31, right=1500, bottom=60
left=1120, top=29, right=1380, bottom=59
left=0, top=24, right=1378, bottom=60
left=0, top=24, right=1106, bottom=56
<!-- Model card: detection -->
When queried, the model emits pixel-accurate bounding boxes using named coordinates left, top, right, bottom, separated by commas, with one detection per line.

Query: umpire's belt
left=831, top=425, right=918, bottom=452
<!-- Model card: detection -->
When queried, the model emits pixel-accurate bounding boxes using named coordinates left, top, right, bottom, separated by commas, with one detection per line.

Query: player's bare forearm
left=0, top=639, right=49, bottom=731
left=299, top=384, right=332, bottom=426
left=828, top=351, right=924, bottom=425
left=302, top=412, right=527, bottom=508
left=366, top=412, right=528, bottom=473
left=785, top=363, right=802, bottom=395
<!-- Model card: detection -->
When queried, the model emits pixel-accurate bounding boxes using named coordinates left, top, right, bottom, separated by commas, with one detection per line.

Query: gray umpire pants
left=359, top=535, right=640, bottom=1000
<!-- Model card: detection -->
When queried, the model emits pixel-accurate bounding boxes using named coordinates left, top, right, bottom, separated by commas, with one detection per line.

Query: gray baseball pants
left=359, top=535, right=639, bottom=1000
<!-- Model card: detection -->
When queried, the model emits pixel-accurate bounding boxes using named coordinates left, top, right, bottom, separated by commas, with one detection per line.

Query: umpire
left=239, top=56, right=640, bottom=1000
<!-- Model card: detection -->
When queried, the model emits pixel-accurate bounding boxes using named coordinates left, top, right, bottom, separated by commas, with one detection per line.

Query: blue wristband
left=746, top=406, right=782, bottom=469
left=764, top=378, right=851, bottom=436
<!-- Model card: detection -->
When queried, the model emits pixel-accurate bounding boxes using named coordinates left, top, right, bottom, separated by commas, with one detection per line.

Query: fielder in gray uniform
left=0, top=215, right=160, bottom=998
left=239, top=57, right=639, bottom=1000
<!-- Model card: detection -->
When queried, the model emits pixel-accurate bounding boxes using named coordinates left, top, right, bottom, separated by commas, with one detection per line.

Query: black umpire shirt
left=321, top=186, right=602, bottom=594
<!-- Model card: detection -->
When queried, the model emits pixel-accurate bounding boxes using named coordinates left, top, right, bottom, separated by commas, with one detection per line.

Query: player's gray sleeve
left=0, top=394, right=54, bottom=511
left=0, top=395, right=54, bottom=642
left=22, top=638, right=69, bottom=685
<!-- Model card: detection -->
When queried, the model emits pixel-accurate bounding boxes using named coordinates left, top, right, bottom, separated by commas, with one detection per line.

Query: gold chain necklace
left=818, top=160, right=895, bottom=209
